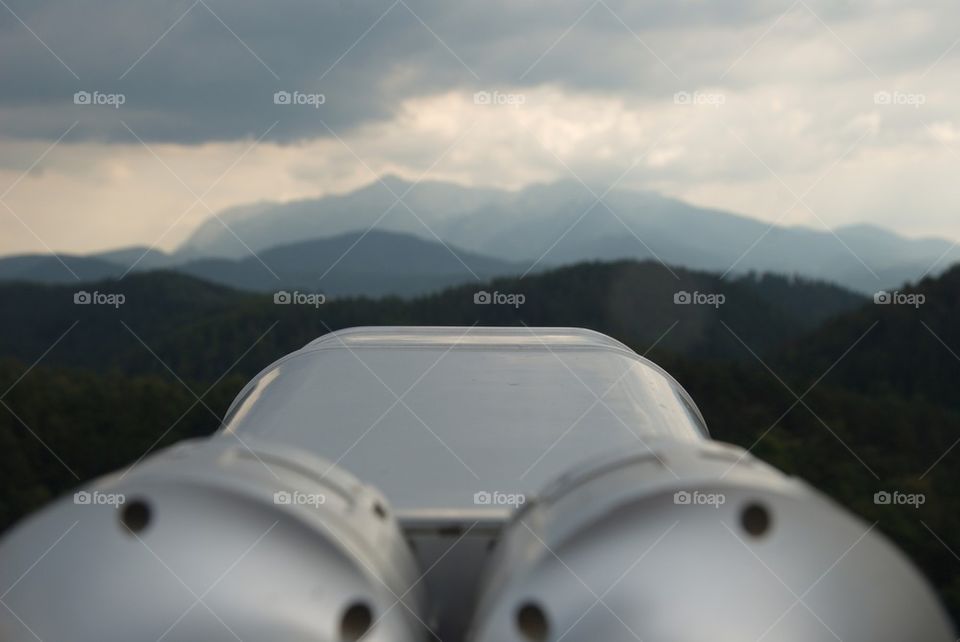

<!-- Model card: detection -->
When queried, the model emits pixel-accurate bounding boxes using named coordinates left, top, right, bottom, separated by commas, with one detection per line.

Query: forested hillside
left=1, top=260, right=957, bottom=620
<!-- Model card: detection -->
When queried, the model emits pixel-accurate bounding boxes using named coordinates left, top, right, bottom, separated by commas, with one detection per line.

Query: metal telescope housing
left=0, top=326, right=953, bottom=641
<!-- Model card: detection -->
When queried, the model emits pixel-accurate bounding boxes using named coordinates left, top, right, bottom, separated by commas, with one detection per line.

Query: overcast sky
left=2, top=0, right=960, bottom=255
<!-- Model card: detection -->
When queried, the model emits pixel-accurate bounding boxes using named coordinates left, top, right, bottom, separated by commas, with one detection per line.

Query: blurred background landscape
left=2, top=0, right=960, bottom=626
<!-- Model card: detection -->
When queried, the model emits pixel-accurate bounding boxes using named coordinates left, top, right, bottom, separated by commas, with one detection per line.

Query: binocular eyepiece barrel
left=0, top=327, right=953, bottom=641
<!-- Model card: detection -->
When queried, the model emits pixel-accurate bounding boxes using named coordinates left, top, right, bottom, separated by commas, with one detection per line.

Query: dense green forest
left=1, top=260, right=958, bottom=620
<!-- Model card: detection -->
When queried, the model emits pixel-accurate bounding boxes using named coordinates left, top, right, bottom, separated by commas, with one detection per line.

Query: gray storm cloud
left=1, top=0, right=956, bottom=144
left=3, top=0, right=960, bottom=256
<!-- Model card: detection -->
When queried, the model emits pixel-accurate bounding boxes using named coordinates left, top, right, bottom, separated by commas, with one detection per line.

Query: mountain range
left=1, top=176, right=956, bottom=295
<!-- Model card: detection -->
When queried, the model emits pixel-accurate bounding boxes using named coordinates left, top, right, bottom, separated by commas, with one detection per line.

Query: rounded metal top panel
left=304, top=326, right=637, bottom=351
left=220, top=327, right=708, bottom=514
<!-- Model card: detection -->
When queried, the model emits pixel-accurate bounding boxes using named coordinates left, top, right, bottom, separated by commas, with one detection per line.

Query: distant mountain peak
left=2, top=177, right=958, bottom=296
